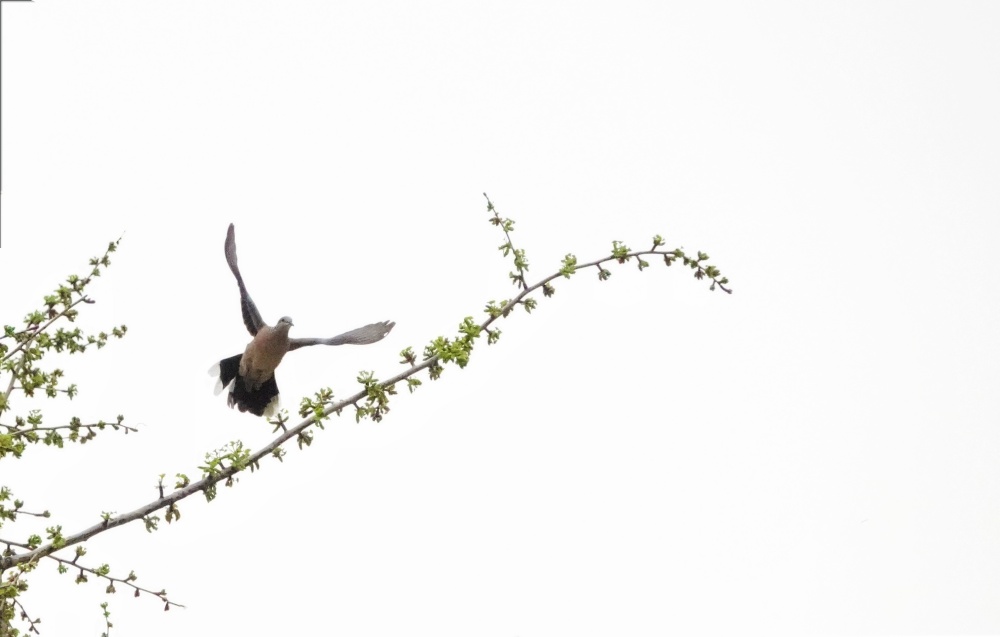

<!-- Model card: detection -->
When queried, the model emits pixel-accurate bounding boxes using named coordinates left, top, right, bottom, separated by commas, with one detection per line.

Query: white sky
left=2, top=1, right=999, bottom=635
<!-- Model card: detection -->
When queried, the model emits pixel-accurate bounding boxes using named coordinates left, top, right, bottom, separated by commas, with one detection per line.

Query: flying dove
left=212, top=223, right=395, bottom=417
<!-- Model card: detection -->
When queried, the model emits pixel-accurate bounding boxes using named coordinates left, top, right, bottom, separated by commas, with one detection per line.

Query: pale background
left=2, top=2, right=999, bottom=635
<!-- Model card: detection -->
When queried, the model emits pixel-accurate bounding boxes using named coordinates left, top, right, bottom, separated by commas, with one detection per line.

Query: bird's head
left=276, top=316, right=294, bottom=331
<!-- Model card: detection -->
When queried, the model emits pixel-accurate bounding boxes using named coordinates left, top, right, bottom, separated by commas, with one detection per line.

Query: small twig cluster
left=0, top=241, right=176, bottom=636
left=1, top=240, right=130, bottom=460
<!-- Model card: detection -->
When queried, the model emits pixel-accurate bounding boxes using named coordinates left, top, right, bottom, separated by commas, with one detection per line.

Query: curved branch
left=2, top=242, right=729, bottom=571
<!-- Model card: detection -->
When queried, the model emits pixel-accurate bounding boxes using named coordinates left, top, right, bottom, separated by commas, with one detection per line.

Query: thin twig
left=0, top=423, right=138, bottom=435
left=45, top=553, right=184, bottom=609
left=484, top=193, right=528, bottom=289
left=13, top=598, right=41, bottom=634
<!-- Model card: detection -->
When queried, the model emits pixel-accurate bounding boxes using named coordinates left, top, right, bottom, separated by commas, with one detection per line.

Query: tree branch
left=44, top=552, right=184, bottom=609
left=1, top=237, right=729, bottom=572
left=13, top=598, right=40, bottom=635
left=0, top=422, right=138, bottom=436
left=0, top=296, right=92, bottom=366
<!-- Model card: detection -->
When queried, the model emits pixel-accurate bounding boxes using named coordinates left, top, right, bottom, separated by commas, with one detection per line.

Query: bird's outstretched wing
left=288, top=320, right=396, bottom=351
left=225, top=223, right=266, bottom=336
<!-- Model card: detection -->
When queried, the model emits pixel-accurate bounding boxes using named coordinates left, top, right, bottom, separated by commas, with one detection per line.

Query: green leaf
left=560, top=254, right=578, bottom=277
left=611, top=240, right=630, bottom=262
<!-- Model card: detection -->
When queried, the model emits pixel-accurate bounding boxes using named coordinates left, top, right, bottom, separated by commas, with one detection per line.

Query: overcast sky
left=2, top=2, right=999, bottom=635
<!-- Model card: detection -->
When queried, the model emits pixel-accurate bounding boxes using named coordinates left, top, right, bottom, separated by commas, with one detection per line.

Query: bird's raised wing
left=225, top=223, right=266, bottom=336
left=288, top=320, right=395, bottom=351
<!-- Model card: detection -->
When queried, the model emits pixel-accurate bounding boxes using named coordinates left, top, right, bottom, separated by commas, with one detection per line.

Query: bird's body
left=238, top=319, right=292, bottom=391
left=213, top=224, right=394, bottom=416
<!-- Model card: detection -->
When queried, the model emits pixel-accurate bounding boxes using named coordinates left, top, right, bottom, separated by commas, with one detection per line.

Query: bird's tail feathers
left=213, top=354, right=242, bottom=396
left=228, top=374, right=280, bottom=417
left=212, top=353, right=280, bottom=417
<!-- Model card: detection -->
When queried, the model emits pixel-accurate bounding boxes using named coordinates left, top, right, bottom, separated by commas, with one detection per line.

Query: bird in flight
left=212, top=223, right=395, bottom=416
